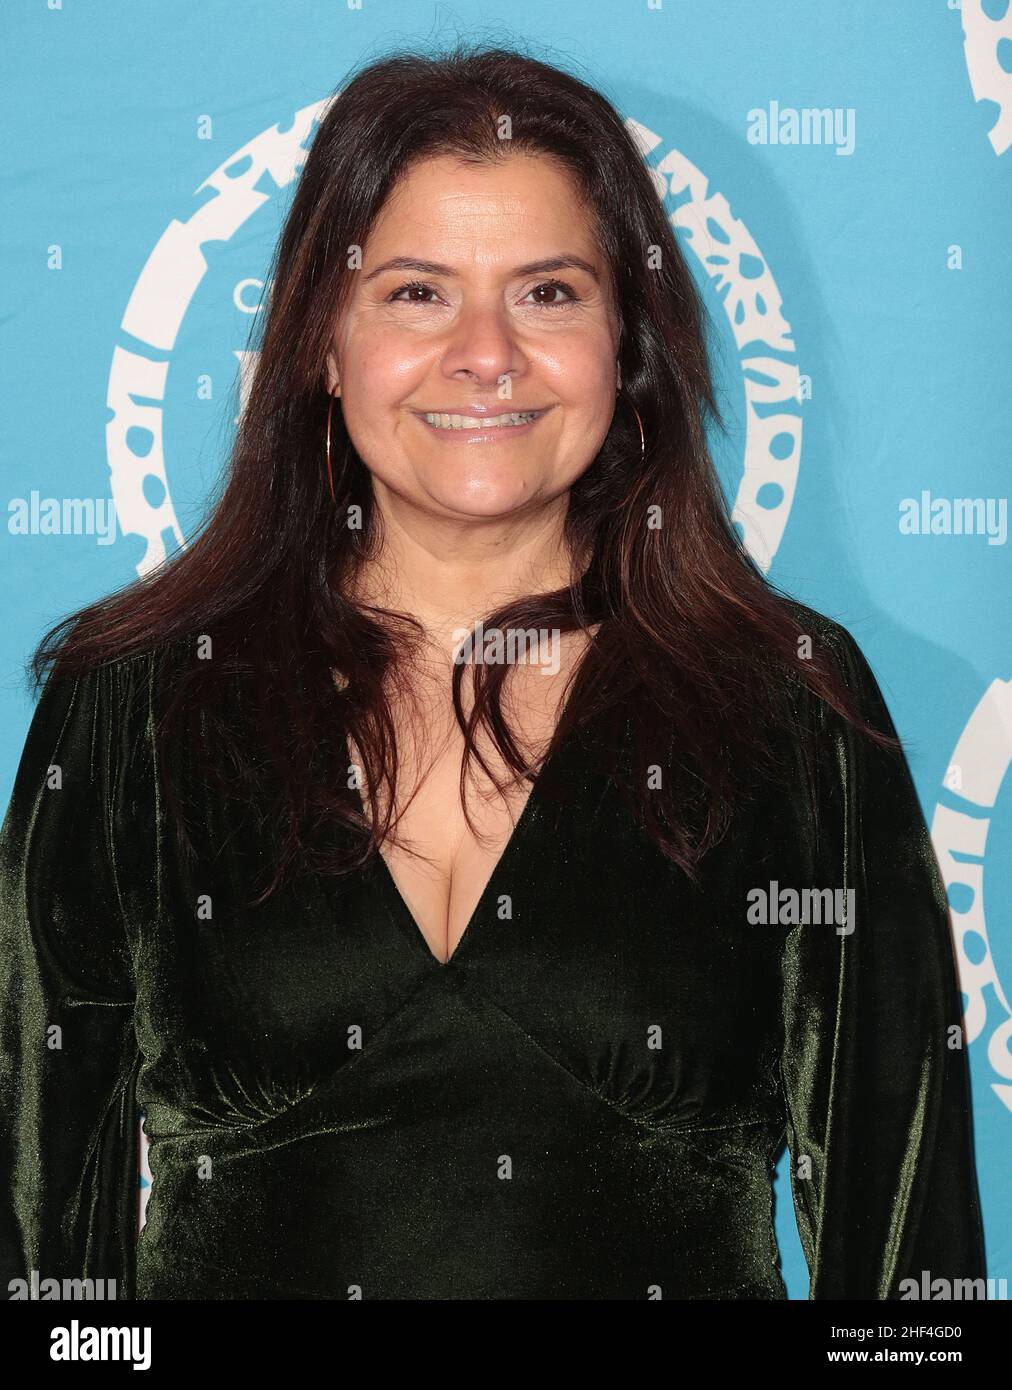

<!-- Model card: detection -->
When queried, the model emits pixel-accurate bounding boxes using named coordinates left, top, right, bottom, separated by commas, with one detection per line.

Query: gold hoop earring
left=623, top=392, right=645, bottom=461
left=325, top=390, right=338, bottom=503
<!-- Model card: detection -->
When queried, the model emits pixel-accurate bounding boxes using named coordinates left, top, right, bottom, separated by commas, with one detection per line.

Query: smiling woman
left=0, top=41, right=985, bottom=1301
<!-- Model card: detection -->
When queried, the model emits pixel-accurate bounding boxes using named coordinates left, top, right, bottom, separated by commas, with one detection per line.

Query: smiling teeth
left=423, top=411, right=539, bottom=429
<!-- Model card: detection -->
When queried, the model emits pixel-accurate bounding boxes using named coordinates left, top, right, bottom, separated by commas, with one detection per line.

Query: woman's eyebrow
left=361, top=254, right=601, bottom=283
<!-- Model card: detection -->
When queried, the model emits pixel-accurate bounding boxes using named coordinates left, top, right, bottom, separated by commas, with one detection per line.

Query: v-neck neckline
left=368, top=724, right=575, bottom=970
left=332, top=623, right=605, bottom=970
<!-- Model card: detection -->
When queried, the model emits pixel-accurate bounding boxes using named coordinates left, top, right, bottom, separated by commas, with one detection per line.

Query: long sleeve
left=781, top=621, right=986, bottom=1299
left=0, top=658, right=143, bottom=1299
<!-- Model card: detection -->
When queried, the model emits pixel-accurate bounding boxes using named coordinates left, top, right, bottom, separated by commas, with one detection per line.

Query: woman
left=0, top=44, right=985, bottom=1300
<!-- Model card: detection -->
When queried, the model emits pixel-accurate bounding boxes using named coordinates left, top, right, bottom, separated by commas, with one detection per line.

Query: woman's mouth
left=413, top=407, right=551, bottom=441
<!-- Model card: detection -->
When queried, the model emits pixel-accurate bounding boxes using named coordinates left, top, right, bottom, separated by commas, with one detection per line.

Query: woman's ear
left=323, top=349, right=341, bottom=396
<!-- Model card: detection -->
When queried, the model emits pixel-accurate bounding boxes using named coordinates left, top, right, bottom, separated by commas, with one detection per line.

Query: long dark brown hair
left=30, top=40, right=898, bottom=907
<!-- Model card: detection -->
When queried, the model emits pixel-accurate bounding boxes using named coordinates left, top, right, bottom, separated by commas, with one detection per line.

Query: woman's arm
left=781, top=620, right=986, bottom=1299
left=0, top=658, right=143, bottom=1299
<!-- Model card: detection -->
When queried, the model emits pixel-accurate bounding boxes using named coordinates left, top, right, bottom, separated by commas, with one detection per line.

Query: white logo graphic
left=628, top=120, right=801, bottom=572
left=106, top=97, right=337, bottom=575
left=961, top=0, right=1012, bottom=155
left=931, top=676, right=1012, bottom=1113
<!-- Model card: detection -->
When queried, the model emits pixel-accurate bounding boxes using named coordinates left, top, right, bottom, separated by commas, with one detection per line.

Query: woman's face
left=325, top=152, right=621, bottom=522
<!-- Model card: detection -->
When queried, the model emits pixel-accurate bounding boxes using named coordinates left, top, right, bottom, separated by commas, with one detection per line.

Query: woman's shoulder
left=21, top=634, right=198, bottom=779
left=760, top=597, right=903, bottom=770
left=771, top=595, right=883, bottom=705
left=774, top=594, right=862, bottom=662
left=36, top=633, right=184, bottom=704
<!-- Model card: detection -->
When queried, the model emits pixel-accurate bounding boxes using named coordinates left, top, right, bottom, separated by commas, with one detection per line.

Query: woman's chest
left=132, top=740, right=816, bottom=1136
left=343, top=653, right=580, bottom=967
left=351, top=728, right=538, bottom=967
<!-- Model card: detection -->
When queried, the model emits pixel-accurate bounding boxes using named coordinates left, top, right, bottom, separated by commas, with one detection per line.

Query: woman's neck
left=348, top=488, right=585, bottom=653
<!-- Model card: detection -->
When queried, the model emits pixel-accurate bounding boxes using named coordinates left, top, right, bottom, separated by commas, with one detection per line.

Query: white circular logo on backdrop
left=107, top=104, right=801, bottom=577
left=106, top=98, right=336, bottom=575
left=627, top=118, right=802, bottom=572
left=932, top=677, right=1012, bottom=1114
left=961, top=0, right=1012, bottom=157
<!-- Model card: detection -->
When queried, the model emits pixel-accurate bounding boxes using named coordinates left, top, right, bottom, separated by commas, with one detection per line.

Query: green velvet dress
left=0, top=611, right=986, bottom=1299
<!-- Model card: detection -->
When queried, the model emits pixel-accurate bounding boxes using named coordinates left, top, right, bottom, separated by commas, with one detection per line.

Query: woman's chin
left=420, top=475, right=542, bottom=519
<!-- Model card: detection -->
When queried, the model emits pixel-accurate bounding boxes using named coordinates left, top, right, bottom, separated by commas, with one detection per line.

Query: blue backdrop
left=2, top=0, right=1009, bottom=1298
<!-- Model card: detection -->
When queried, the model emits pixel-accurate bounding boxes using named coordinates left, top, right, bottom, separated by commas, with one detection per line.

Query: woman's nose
left=440, top=299, right=526, bottom=385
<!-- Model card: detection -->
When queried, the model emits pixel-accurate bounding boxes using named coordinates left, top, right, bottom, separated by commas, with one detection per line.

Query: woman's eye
left=389, top=280, right=440, bottom=304
left=524, top=280, right=578, bottom=307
